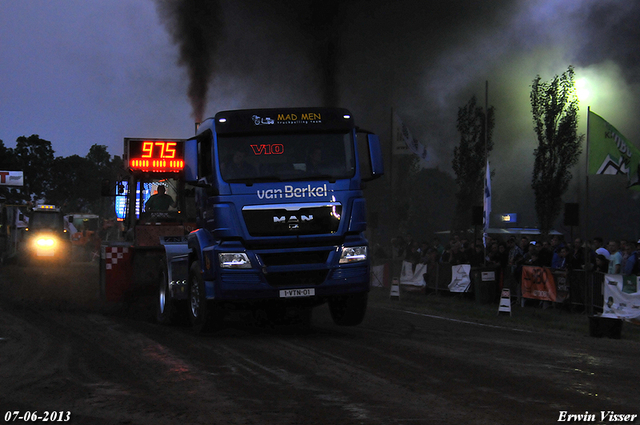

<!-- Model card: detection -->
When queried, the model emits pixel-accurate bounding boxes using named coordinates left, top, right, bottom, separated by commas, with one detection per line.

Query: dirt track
left=1, top=263, right=639, bottom=424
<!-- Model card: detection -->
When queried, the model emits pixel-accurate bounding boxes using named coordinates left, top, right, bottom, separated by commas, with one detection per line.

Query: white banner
left=371, top=264, right=389, bottom=288
left=0, top=171, right=23, bottom=186
left=449, top=264, right=471, bottom=292
left=602, top=274, right=640, bottom=320
left=392, top=112, right=428, bottom=164
left=400, top=261, right=426, bottom=288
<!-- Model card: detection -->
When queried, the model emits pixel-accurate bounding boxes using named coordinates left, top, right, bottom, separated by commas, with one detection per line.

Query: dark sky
left=2, top=0, right=639, bottom=230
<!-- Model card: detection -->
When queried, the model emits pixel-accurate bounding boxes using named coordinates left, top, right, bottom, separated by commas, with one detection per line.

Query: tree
left=46, top=144, right=123, bottom=217
left=14, top=135, right=55, bottom=201
left=47, top=155, right=93, bottom=212
left=452, top=95, right=495, bottom=232
left=530, top=66, right=583, bottom=236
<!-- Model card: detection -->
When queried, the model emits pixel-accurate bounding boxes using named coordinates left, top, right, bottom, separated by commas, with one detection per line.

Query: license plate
left=279, top=288, right=315, bottom=298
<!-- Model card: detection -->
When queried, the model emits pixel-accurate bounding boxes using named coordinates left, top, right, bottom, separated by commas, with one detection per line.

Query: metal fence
left=383, top=259, right=607, bottom=315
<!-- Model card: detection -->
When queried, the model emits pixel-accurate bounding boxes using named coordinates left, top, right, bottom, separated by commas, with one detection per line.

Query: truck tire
left=329, top=292, right=368, bottom=326
left=156, top=264, right=187, bottom=325
left=188, top=260, right=224, bottom=333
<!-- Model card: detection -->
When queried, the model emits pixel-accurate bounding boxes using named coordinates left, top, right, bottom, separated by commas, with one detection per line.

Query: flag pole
left=483, top=80, right=489, bottom=264
left=585, top=106, right=591, bottom=243
left=585, top=106, right=592, bottom=313
left=390, top=107, right=396, bottom=272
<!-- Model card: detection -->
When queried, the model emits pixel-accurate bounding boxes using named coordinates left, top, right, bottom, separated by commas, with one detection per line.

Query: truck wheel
left=188, top=260, right=224, bottom=333
left=156, top=264, right=186, bottom=325
left=329, top=292, right=368, bottom=326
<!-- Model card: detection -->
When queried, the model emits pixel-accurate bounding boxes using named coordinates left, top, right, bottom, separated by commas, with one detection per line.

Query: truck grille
left=242, top=202, right=341, bottom=236
left=259, top=250, right=329, bottom=266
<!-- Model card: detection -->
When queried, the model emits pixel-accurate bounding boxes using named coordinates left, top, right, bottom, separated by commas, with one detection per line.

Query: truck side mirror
left=184, top=138, right=198, bottom=183
left=366, top=134, right=384, bottom=180
left=357, top=132, right=384, bottom=182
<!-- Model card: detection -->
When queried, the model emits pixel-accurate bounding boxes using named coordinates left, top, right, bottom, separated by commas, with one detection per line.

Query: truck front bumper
left=205, top=253, right=370, bottom=302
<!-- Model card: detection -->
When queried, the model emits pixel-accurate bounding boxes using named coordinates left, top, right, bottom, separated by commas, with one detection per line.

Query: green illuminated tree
left=530, top=65, right=584, bottom=236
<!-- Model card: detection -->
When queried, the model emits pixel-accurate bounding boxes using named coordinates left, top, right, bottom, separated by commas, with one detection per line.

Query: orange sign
left=521, top=266, right=557, bottom=302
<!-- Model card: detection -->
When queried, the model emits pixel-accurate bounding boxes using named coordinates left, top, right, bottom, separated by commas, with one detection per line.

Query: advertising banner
left=0, top=171, right=23, bottom=186
left=448, top=264, right=471, bottom=292
left=400, top=261, right=427, bottom=289
left=602, top=274, right=640, bottom=320
left=522, top=266, right=557, bottom=302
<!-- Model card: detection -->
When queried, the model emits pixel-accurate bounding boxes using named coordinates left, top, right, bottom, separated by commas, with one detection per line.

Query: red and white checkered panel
left=102, top=245, right=133, bottom=302
left=104, top=246, right=129, bottom=269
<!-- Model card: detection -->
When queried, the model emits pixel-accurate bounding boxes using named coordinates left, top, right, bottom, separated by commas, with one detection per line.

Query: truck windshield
left=30, top=212, right=62, bottom=230
left=218, top=132, right=355, bottom=182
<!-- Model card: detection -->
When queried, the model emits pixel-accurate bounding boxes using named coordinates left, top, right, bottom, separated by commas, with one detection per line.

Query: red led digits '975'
left=127, top=139, right=185, bottom=172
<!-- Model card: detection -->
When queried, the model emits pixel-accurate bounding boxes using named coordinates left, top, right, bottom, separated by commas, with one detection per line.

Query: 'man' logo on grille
left=273, top=215, right=313, bottom=223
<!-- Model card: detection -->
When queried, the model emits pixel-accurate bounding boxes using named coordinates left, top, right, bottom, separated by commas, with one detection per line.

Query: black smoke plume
left=156, top=0, right=222, bottom=122
left=298, top=0, right=342, bottom=107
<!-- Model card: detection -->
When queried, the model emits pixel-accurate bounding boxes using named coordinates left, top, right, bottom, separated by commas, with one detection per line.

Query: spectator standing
left=569, top=238, right=585, bottom=270
left=523, top=243, right=542, bottom=266
left=549, top=235, right=565, bottom=269
left=470, top=243, right=485, bottom=267
left=590, top=237, right=607, bottom=267
left=507, top=237, right=524, bottom=267
left=622, top=240, right=640, bottom=275
left=620, top=240, right=632, bottom=272
left=608, top=241, right=623, bottom=274
left=595, top=254, right=609, bottom=273
left=519, top=236, right=530, bottom=257
left=552, top=246, right=569, bottom=269
left=432, top=237, right=445, bottom=257
left=538, top=240, right=553, bottom=267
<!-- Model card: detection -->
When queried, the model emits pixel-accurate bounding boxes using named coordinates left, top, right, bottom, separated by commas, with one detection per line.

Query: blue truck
left=104, top=107, right=383, bottom=332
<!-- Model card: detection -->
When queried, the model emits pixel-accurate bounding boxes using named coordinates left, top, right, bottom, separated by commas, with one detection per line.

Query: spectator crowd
left=385, top=233, right=640, bottom=277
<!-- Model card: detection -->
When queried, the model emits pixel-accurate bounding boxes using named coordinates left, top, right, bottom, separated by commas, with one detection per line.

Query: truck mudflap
left=162, top=236, right=191, bottom=301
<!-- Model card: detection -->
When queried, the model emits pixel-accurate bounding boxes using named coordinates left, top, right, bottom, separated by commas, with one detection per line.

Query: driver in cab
left=145, top=185, right=175, bottom=211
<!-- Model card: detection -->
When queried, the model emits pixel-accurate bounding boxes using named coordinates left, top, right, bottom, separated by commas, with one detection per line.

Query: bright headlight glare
left=219, top=252, right=252, bottom=269
left=35, top=238, right=56, bottom=247
left=339, top=246, right=367, bottom=264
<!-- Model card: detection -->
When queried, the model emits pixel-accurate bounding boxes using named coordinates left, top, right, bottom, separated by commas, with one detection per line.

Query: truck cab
left=163, top=107, right=384, bottom=331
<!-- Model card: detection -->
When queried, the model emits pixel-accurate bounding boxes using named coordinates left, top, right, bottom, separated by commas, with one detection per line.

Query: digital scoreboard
left=126, top=139, right=185, bottom=173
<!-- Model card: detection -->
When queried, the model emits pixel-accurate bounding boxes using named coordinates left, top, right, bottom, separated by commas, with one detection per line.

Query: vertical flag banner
left=588, top=111, right=640, bottom=190
left=392, top=112, right=429, bottom=164
left=483, top=161, right=491, bottom=231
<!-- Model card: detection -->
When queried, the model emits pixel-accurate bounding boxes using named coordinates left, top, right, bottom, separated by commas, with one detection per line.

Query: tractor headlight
left=218, top=252, right=252, bottom=269
left=35, top=237, right=56, bottom=248
left=339, top=246, right=367, bottom=264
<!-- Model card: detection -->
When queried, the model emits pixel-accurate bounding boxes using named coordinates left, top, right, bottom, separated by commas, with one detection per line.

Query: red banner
left=521, top=266, right=557, bottom=302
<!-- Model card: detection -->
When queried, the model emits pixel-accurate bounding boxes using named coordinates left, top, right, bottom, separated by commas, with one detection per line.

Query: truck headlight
left=219, top=252, right=252, bottom=269
left=339, top=246, right=367, bottom=264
